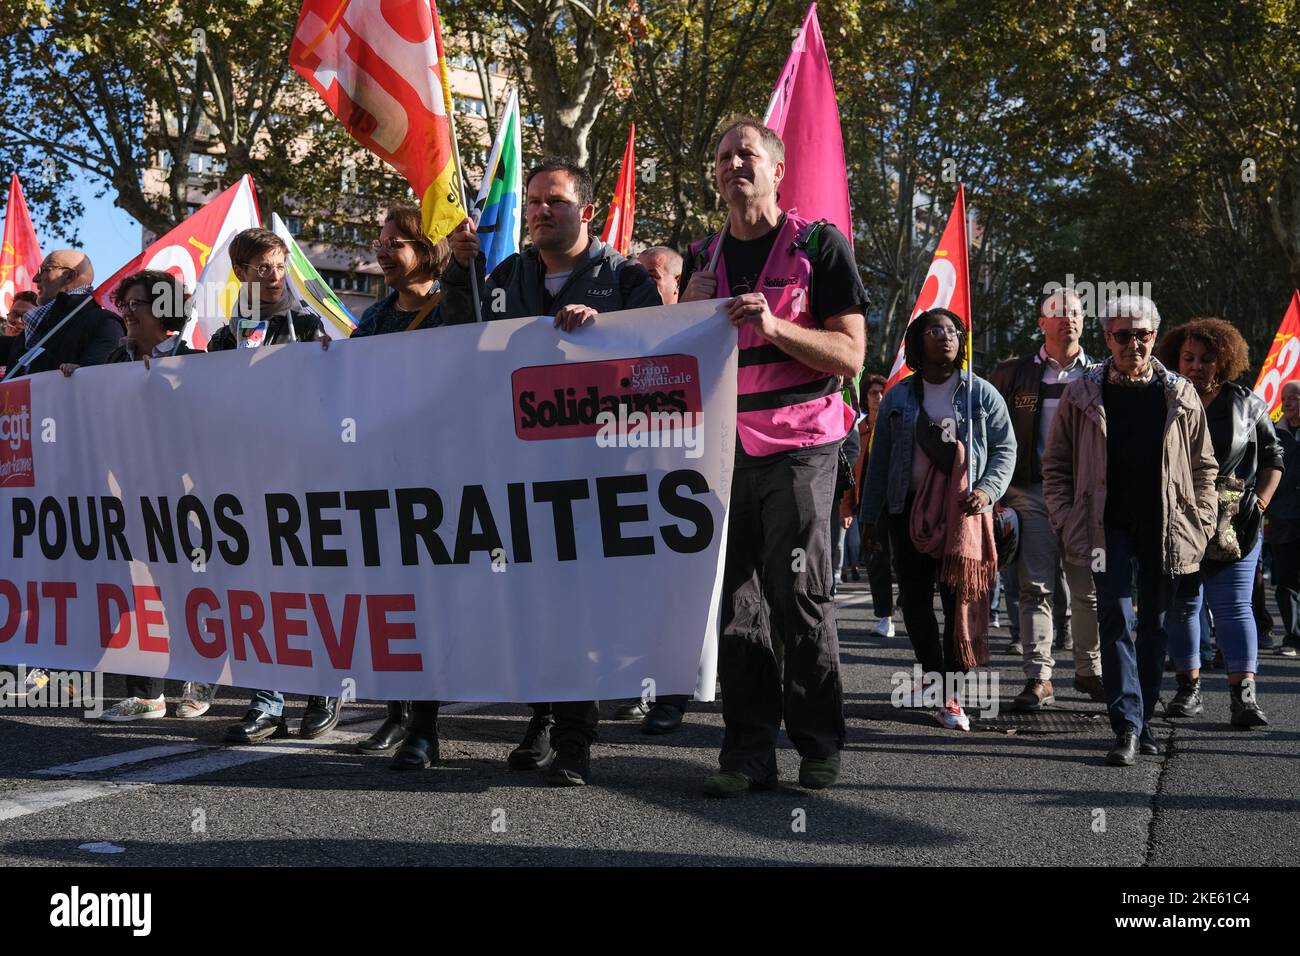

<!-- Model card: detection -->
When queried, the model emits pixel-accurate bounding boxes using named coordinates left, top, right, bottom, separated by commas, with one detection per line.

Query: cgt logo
left=0, top=379, right=35, bottom=488
left=512, top=354, right=703, bottom=441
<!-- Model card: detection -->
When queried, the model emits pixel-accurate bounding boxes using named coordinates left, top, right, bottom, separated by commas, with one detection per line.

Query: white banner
left=0, top=302, right=737, bottom=702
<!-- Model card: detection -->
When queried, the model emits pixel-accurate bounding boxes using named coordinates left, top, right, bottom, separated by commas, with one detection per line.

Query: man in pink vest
left=680, top=118, right=868, bottom=796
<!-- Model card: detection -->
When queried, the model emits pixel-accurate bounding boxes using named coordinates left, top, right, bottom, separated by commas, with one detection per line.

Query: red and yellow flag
left=885, top=184, right=970, bottom=391
left=0, top=173, right=43, bottom=315
left=600, top=124, right=636, bottom=256
left=289, top=0, right=465, bottom=243
left=1253, top=290, right=1300, bottom=422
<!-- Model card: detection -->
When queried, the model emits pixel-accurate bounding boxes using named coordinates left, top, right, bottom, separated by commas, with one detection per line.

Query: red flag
left=600, top=124, right=636, bottom=256
left=1, top=173, right=43, bottom=314
left=289, top=0, right=465, bottom=243
left=763, top=4, right=852, bottom=242
left=93, top=176, right=261, bottom=314
left=885, top=184, right=970, bottom=391
left=1253, top=290, right=1300, bottom=422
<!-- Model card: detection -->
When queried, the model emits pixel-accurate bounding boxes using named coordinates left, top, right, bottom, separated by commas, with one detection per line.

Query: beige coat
left=1042, top=358, right=1218, bottom=575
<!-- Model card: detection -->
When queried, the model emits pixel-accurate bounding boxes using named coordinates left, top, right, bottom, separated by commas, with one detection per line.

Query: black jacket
left=989, top=347, right=1090, bottom=487
left=0, top=291, right=125, bottom=378
left=441, top=237, right=661, bottom=323
left=1271, top=420, right=1300, bottom=542
left=206, top=304, right=327, bottom=351
left=106, top=338, right=204, bottom=363
left=1208, top=382, right=1283, bottom=490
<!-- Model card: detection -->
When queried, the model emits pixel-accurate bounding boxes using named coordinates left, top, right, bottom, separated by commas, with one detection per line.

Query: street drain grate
left=972, top=710, right=1108, bottom=734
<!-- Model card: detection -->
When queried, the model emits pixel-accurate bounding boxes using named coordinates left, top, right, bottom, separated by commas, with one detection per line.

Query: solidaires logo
left=511, top=354, right=702, bottom=441
left=0, top=379, right=34, bottom=488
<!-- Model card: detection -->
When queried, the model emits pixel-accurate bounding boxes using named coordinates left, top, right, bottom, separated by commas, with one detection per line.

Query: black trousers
left=867, top=516, right=895, bottom=618
left=888, top=498, right=961, bottom=679
left=126, top=676, right=162, bottom=699
left=1272, top=539, right=1300, bottom=643
left=718, top=446, right=845, bottom=779
left=531, top=701, right=599, bottom=746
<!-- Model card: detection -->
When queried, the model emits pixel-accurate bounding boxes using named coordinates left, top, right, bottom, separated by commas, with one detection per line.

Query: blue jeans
left=1093, top=524, right=1177, bottom=737
left=1167, top=537, right=1261, bottom=674
left=251, top=690, right=284, bottom=716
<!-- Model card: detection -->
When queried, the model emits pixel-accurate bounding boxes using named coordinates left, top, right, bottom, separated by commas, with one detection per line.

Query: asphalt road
left=0, top=580, right=1295, bottom=866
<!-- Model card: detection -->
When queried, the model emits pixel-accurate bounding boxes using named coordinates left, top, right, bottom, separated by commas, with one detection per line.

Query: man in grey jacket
left=442, top=158, right=662, bottom=787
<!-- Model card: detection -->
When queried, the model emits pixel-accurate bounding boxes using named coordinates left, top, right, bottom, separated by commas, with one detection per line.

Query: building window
left=285, top=216, right=302, bottom=237
left=456, top=96, right=487, bottom=117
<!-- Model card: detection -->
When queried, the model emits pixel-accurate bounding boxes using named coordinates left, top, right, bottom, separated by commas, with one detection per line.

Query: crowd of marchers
left=3, top=115, right=1295, bottom=790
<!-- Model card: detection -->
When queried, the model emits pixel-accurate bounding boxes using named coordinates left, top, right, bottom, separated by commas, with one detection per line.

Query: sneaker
left=99, top=696, right=166, bottom=722
left=935, top=698, right=970, bottom=732
left=508, top=713, right=555, bottom=770
left=989, top=613, right=1001, bottom=629
left=1011, top=678, right=1055, bottom=711
left=176, top=681, right=215, bottom=718
left=798, top=752, right=841, bottom=789
left=873, top=617, right=895, bottom=638
left=704, top=769, right=776, bottom=798
left=1279, top=644, right=1298, bottom=658
left=545, top=740, right=590, bottom=786
left=1006, top=640, right=1023, bottom=656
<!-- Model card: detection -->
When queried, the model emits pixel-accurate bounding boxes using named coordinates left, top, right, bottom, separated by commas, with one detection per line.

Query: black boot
left=1106, top=731, right=1138, bottom=766
left=357, top=701, right=410, bottom=754
left=1229, top=679, right=1268, bottom=728
left=1165, top=674, right=1203, bottom=717
left=300, top=696, right=343, bottom=738
left=508, top=710, right=555, bottom=770
left=392, top=709, right=439, bottom=770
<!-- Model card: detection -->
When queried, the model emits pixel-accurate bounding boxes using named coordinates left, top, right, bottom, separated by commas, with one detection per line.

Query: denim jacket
left=858, top=369, right=1016, bottom=523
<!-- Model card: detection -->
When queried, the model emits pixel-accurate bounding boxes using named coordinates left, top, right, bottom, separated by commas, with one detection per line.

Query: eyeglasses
left=370, top=238, right=421, bottom=252
left=243, top=263, right=287, bottom=279
left=37, top=263, right=71, bottom=277
left=1106, top=328, right=1156, bottom=345
left=924, top=326, right=960, bottom=340
left=123, top=298, right=154, bottom=313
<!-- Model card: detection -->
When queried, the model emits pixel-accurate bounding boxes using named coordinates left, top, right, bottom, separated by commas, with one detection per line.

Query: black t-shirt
left=681, top=217, right=869, bottom=467
left=679, top=215, right=869, bottom=323
left=1103, top=376, right=1167, bottom=529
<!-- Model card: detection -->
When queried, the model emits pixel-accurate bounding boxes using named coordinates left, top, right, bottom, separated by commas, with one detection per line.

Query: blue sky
left=9, top=173, right=143, bottom=277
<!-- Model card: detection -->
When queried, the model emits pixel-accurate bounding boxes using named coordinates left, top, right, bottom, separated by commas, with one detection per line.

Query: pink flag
left=764, top=3, right=852, bottom=242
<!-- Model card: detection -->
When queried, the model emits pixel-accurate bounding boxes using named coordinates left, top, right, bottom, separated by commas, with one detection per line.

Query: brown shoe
left=1011, top=679, right=1054, bottom=711
left=1074, top=674, right=1106, bottom=702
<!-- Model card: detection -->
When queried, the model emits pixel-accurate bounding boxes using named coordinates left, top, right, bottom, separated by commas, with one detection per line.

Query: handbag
left=1203, top=477, right=1254, bottom=563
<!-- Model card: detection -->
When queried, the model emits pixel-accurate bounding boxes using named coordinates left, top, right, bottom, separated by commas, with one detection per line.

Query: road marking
left=35, top=744, right=210, bottom=778
left=2, top=702, right=495, bottom=824
left=0, top=722, right=381, bottom=823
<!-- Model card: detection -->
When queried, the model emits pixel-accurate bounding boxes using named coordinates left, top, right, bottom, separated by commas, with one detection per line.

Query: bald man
left=0, top=250, right=123, bottom=378
left=637, top=247, right=683, bottom=305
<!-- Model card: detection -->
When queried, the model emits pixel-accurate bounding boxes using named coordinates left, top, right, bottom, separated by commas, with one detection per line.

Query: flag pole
left=445, top=101, right=485, bottom=324
left=962, top=183, right=975, bottom=500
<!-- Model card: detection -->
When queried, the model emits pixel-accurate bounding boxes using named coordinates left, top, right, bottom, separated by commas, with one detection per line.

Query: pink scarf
left=908, top=437, right=996, bottom=669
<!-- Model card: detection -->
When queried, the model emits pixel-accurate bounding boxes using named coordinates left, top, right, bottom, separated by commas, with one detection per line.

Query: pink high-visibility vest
left=692, top=213, right=854, bottom=457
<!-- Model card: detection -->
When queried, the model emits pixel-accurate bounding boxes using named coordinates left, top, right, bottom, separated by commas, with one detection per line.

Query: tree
left=0, top=0, right=411, bottom=245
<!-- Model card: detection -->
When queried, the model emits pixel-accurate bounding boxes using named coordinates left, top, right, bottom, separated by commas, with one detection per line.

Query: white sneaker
left=873, top=617, right=895, bottom=638
left=176, top=682, right=215, bottom=718
left=935, top=698, right=971, bottom=732
left=99, top=696, right=166, bottom=722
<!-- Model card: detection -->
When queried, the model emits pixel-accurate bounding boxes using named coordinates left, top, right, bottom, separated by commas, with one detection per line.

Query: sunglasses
left=1106, top=328, right=1155, bottom=345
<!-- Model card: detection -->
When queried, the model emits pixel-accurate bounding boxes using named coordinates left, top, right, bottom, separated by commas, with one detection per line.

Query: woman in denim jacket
left=859, top=308, right=1016, bottom=728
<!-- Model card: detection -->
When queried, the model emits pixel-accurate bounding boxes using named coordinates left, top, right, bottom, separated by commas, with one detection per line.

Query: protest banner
left=0, top=301, right=734, bottom=703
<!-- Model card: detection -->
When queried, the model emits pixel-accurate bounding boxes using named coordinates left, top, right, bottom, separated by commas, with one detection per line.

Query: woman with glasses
left=352, top=205, right=453, bottom=338
left=72, top=271, right=212, bottom=720
left=348, top=206, right=461, bottom=769
left=858, top=308, right=1016, bottom=731
left=1155, top=319, right=1282, bottom=727
left=1043, top=296, right=1218, bottom=766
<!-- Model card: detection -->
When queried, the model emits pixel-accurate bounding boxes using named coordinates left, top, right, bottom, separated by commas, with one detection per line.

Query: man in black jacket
left=991, top=287, right=1102, bottom=710
left=0, top=250, right=123, bottom=379
left=443, top=158, right=662, bottom=787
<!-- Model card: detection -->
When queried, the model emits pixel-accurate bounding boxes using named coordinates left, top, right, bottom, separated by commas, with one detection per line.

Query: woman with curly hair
left=1155, top=318, right=1283, bottom=727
